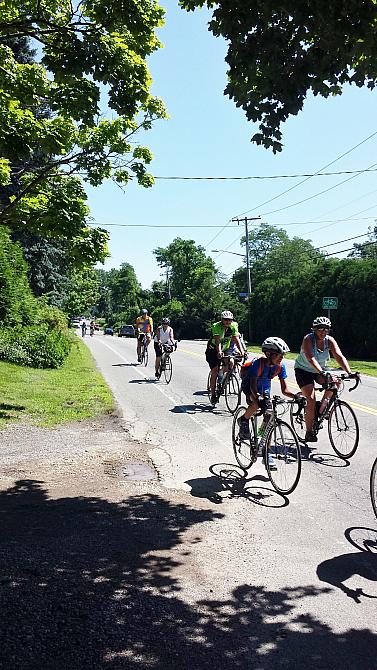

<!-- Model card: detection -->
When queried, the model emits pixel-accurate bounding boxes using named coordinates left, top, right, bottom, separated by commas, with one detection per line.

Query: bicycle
left=232, top=395, right=301, bottom=495
left=370, top=456, right=377, bottom=518
left=290, top=372, right=360, bottom=460
left=157, top=343, right=175, bottom=384
left=207, top=354, right=242, bottom=414
left=139, top=334, right=149, bottom=367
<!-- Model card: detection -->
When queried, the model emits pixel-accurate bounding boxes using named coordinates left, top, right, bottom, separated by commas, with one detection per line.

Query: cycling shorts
left=295, top=368, right=322, bottom=389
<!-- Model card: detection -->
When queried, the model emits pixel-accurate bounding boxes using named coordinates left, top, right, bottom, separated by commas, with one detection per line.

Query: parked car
left=71, top=320, right=81, bottom=329
left=104, top=327, right=114, bottom=336
left=118, top=324, right=135, bottom=338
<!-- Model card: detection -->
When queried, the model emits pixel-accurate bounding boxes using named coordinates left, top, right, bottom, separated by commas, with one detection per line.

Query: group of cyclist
left=205, top=309, right=354, bottom=445
left=135, top=308, right=176, bottom=378
left=134, top=304, right=355, bottom=445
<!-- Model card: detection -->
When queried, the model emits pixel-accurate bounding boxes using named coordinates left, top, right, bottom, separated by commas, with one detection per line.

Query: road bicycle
left=139, top=334, right=149, bottom=366
left=207, top=355, right=242, bottom=414
left=370, top=457, right=377, bottom=518
left=157, top=343, right=175, bottom=384
left=290, top=372, right=360, bottom=460
left=232, top=395, right=301, bottom=495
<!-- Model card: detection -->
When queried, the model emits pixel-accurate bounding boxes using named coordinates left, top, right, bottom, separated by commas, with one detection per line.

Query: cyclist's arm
left=231, top=334, right=244, bottom=357
left=170, top=327, right=175, bottom=342
left=328, top=336, right=352, bottom=374
left=279, top=378, right=296, bottom=399
left=302, top=334, right=325, bottom=374
left=214, top=334, right=222, bottom=359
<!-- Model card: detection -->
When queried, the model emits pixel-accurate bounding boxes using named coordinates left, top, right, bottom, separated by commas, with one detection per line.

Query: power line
left=316, top=232, right=371, bottom=249
left=324, top=240, right=377, bottom=257
left=230, top=130, right=377, bottom=219
left=152, top=168, right=377, bottom=180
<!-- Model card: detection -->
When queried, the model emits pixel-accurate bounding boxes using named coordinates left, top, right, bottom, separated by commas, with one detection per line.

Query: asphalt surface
left=0, top=333, right=375, bottom=669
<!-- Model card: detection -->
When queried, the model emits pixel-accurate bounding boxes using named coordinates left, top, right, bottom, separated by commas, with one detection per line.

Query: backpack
left=240, top=354, right=282, bottom=380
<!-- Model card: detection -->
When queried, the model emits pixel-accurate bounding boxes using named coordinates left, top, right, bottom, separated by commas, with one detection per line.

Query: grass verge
left=246, top=346, right=377, bottom=377
left=0, top=337, right=114, bottom=429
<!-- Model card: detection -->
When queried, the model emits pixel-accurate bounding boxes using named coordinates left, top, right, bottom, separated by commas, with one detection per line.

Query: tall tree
left=181, top=0, right=377, bottom=151
left=0, top=0, right=167, bottom=260
left=349, top=224, right=377, bottom=259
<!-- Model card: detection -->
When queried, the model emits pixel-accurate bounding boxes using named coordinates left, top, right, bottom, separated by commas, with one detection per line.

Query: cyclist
left=89, top=320, right=95, bottom=336
left=154, top=317, right=175, bottom=378
left=135, top=308, right=153, bottom=362
left=294, top=316, right=352, bottom=442
left=205, top=310, right=245, bottom=405
left=81, top=321, right=87, bottom=337
left=238, top=337, right=298, bottom=450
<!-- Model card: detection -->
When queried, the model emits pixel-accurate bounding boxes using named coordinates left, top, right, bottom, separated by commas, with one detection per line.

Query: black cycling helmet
left=162, top=317, right=170, bottom=324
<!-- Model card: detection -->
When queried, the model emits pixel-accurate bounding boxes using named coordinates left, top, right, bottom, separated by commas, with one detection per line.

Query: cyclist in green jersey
left=205, top=310, right=245, bottom=405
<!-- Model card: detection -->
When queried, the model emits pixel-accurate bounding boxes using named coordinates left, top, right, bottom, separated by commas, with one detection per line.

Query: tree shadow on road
left=0, top=480, right=376, bottom=669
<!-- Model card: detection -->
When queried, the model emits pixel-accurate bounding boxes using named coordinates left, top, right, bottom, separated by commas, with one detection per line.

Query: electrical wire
left=324, top=240, right=377, bottom=257
left=152, top=168, right=377, bottom=180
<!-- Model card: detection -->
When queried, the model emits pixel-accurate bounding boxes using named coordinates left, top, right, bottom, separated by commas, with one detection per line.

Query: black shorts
left=295, top=367, right=321, bottom=389
left=154, top=342, right=162, bottom=355
left=205, top=347, right=220, bottom=370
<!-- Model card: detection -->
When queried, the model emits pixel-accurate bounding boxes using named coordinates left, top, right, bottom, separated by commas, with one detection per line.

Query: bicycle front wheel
left=265, top=420, right=301, bottom=495
left=370, top=457, right=377, bottom=519
left=143, top=344, right=149, bottom=367
left=289, top=402, right=307, bottom=443
left=328, top=400, right=359, bottom=459
left=232, top=406, right=256, bottom=470
left=163, top=355, right=172, bottom=384
left=224, top=372, right=240, bottom=414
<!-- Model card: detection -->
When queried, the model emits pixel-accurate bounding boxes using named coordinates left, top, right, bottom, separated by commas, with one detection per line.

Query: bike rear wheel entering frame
left=370, top=457, right=377, bottom=519
left=224, top=371, right=240, bottom=414
left=232, top=406, right=256, bottom=470
left=265, top=420, right=301, bottom=495
left=328, top=400, right=359, bottom=459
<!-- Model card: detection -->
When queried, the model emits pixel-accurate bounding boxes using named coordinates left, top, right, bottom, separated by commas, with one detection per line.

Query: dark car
left=118, top=324, right=135, bottom=338
left=104, top=327, right=114, bottom=336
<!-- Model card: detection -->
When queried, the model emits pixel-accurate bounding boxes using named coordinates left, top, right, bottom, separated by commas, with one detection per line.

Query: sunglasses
left=316, top=327, right=330, bottom=332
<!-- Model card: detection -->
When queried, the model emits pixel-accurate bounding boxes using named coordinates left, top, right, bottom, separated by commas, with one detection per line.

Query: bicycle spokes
left=265, top=421, right=301, bottom=495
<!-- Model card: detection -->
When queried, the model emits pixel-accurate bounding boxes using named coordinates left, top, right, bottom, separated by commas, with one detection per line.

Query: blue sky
left=86, top=0, right=377, bottom=287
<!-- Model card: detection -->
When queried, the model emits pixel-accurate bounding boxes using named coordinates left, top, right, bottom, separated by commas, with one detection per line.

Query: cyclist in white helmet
left=205, top=310, right=245, bottom=405
left=294, top=316, right=352, bottom=442
left=238, top=337, right=299, bottom=447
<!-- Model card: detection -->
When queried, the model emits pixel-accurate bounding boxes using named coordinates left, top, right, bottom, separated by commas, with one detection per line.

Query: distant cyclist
left=81, top=321, right=87, bottom=337
left=294, top=316, right=352, bottom=442
left=205, top=310, right=245, bottom=405
left=89, top=320, right=95, bottom=336
left=154, top=317, right=175, bottom=378
left=135, top=308, right=153, bottom=363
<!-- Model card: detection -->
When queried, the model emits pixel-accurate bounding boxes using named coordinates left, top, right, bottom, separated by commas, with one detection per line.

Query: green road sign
left=322, top=297, right=338, bottom=310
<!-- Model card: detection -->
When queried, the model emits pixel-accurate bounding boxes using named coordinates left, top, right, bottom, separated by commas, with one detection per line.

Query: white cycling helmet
left=221, top=310, right=233, bottom=320
left=312, top=316, right=331, bottom=329
left=262, top=336, right=290, bottom=354
left=142, top=308, right=148, bottom=314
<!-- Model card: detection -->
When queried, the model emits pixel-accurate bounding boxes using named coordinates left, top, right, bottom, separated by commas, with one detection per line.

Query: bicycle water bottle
left=218, top=370, right=225, bottom=386
left=258, top=410, right=273, bottom=450
left=319, top=397, right=329, bottom=415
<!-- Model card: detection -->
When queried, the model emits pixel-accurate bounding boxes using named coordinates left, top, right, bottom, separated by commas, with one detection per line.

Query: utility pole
left=231, top=216, right=261, bottom=344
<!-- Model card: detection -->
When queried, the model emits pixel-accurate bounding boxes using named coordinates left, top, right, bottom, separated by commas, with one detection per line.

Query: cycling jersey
left=154, top=325, right=174, bottom=345
left=136, top=315, right=153, bottom=334
left=207, top=321, right=239, bottom=351
left=242, top=355, right=287, bottom=395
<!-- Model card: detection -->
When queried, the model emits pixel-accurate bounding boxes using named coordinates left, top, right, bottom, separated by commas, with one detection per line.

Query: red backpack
left=241, top=354, right=282, bottom=380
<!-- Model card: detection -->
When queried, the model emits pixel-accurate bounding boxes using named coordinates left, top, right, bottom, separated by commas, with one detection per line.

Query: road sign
left=322, top=297, right=338, bottom=310
left=239, top=292, right=248, bottom=298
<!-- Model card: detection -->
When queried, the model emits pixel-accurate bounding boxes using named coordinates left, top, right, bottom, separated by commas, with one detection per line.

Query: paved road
left=84, top=333, right=377, bottom=664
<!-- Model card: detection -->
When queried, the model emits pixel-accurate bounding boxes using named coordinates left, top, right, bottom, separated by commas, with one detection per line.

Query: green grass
left=0, top=338, right=114, bottom=429
left=246, top=346, right=377, bottom=377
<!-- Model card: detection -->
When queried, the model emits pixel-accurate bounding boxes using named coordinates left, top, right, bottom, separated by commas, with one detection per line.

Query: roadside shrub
left=0, top=325, right=71, bottom=368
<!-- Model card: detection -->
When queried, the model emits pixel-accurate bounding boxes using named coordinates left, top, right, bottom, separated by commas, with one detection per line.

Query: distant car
left=71, top=321, right=81, bottom=329
left=118, top=324, right=135, bottom=338
left=104, top=327, right=114, bottom=336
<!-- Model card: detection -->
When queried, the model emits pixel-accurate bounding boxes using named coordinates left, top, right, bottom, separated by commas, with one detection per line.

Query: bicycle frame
left=312, top=373, right=360, bottom=435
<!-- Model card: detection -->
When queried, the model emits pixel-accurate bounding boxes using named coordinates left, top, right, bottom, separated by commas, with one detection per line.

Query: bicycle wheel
left=289, top=402, right=307, bottom=442
left=265, top=420, right=301, bottom=495
left=328, top=400, right=359, bottom=459
left=143, top=343, right=149, bottom=367
left=207, top=372, right=212, bottom=402
left=370, top=457, right=377, bottom=519
left=224, top=372, right=241, bottom=414
left=163, top=355, right=172, bottom=384
left=232, top=406, right=256, bottom=470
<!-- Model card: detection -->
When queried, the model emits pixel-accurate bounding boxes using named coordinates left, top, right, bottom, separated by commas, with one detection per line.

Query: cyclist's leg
left=136, top=333, right=142, bottom=359
left=154, top=342, right=162, bottom=376
left=294, top=369, right=317, bottom=435
left=237, top=383, right=258, bottom=438
left=205, top=348, right=219, bottom=399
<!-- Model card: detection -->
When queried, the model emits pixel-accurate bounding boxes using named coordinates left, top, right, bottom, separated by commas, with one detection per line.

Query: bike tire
left=265, top=420, right=301, bottom=495
left=328, top=400, right=359, bottom=460
left=370, top=457, right=377, bottom=519
left=289, top=402, right=307, bottom=443
left=143, top=344, right=148, bottom=367
left=232, top=406, right=256, bottom=470
left=207, top=372, right=212, bottom=402
left=163, top=355, right=172, bottom=384
left=224, top=372, right=241, bottom=414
